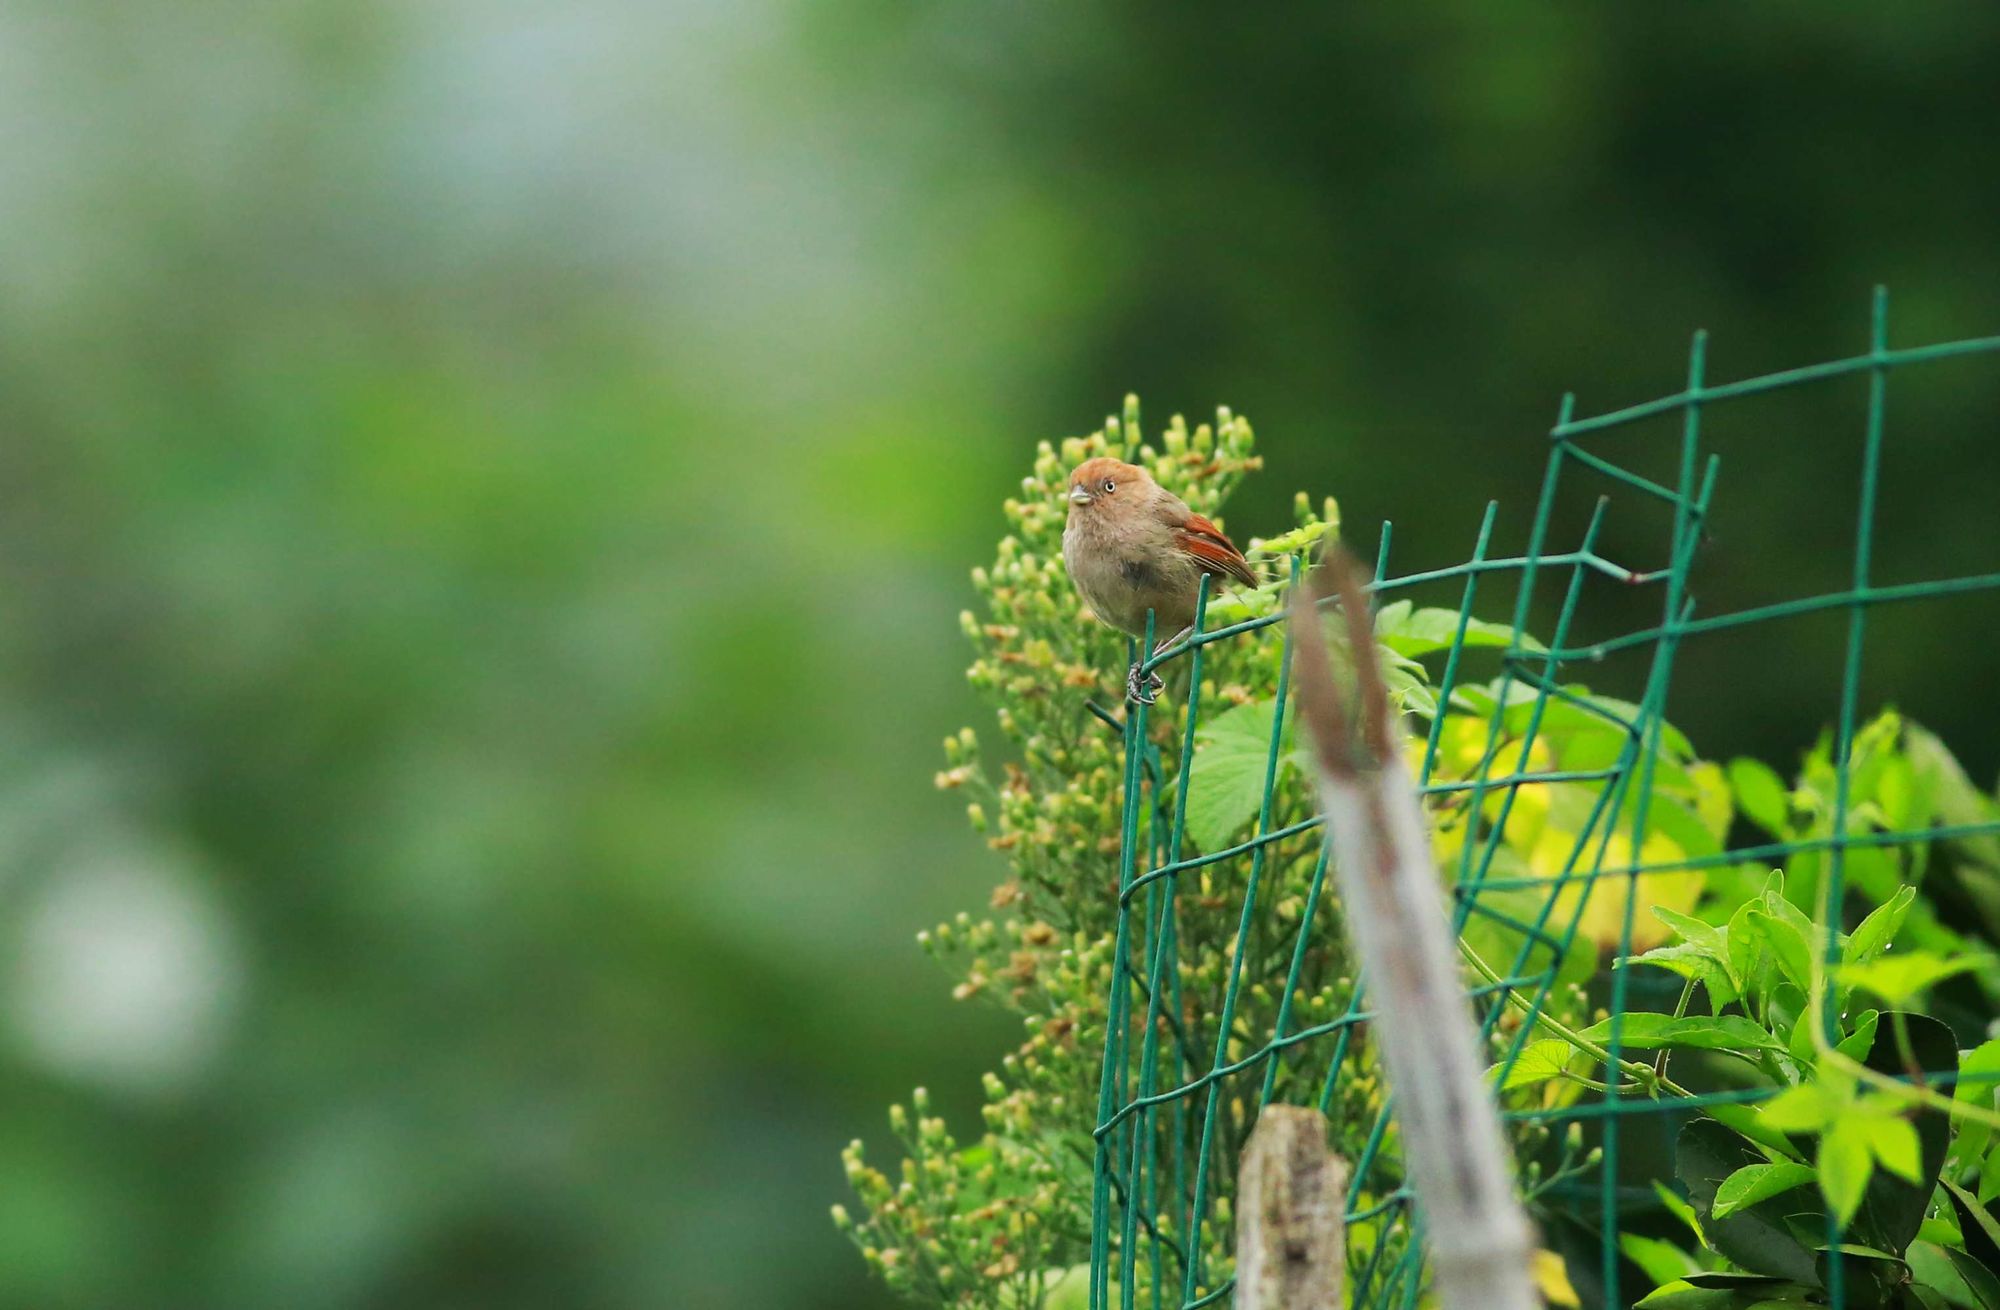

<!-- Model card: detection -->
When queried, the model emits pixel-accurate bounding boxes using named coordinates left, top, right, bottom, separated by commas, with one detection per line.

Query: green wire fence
left=1087, top=288, right=2000, bottom=1309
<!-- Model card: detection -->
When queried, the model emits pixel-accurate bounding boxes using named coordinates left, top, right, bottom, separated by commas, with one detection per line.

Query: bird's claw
left=1126, top=662, right=1164, bottom=706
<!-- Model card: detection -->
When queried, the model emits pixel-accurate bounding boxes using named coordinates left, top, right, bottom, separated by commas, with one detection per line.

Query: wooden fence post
left=1235, top=1104, right=1347, bottom=1310
left=1287, top=551, right=1542, bottom=1310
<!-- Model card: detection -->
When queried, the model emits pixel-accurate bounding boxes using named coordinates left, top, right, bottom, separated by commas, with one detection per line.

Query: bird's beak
left=1068, top=486, right=1092, bottom=506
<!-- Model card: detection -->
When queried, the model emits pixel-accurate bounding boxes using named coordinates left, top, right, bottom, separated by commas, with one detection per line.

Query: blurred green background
left=3, top=5, right=2000, bottom=1308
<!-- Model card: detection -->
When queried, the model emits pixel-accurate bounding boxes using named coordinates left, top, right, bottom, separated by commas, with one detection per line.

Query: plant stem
left=1460, top=943, right=1695, bottom=1099
left=1656, top=976, right=1697, bottom=1080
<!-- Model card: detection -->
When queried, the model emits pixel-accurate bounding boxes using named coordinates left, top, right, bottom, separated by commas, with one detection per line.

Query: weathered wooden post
left=1235, top=1105, right=1347, bottom=1310
left=1286, top=551, right=1541, bottom=1310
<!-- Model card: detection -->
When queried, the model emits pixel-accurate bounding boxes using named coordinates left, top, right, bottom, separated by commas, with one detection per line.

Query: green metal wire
left=1088, top=290, right=2000, bottom=1309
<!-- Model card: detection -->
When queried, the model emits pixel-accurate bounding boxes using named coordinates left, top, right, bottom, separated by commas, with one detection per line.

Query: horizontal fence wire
left=1087, top=290, right=2000, bottom=1310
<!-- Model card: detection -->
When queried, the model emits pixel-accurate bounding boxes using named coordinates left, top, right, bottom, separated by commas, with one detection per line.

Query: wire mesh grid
left=1086, top=288, right=2000, bottom=1309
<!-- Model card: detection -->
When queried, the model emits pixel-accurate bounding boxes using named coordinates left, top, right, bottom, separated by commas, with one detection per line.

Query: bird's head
left=1066, top=457, right=1149, bottom=511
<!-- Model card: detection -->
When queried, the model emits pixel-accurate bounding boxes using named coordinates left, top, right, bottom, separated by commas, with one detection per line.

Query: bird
left=1061, top=456, right=1258, bottom=704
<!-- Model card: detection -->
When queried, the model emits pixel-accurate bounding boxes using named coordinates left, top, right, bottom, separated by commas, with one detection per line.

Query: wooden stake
left=1235, top=1105, right=1347, bottom=1310
left=1288, top=550, right=1541, bottom=1310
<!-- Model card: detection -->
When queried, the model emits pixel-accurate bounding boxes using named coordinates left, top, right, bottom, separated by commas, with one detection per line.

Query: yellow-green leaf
left=1819, top=1118, right=1874, bottom=1227
left=1760, top=1082, right=1842, bottom=1134
left=1728, top=757, right=1793, bottom=837
left=1839, top=951, right=1990, bottom=1006
left=1860, top=1112, right=1922, bottom=1184
left=1486, top=1039, right=1577, bottom=1092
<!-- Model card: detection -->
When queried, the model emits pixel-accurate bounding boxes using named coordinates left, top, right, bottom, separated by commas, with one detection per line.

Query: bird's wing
left=1176, top=512, right=1259, bottom=588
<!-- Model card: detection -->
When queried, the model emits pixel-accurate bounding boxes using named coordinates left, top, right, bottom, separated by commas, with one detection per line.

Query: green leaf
left=1580, top=1012, right=1787, bottom=1054
left=1773, top=985, right=1817, bottom=1065
left=1621, top=942, right=1729, bottom=1003
left=1642, top=792, right=1728, bottom=862
left=1730, top=758, right=1794, bottom=838
left=1712, top=1161, right=1818, bottom=1220
left=1760, top=1082, right=1843, bottom=1134
left=1945, top=1247, right=2000, bottom=1310
left=1728, top=901, right=1779, bottom=1018
left=1819, top=1117, right=1874, bottom=1227
left=1183, top=701, right=1287, bottom=850
left=1847, top=888, right=1916, bottom=968
left=1571, top=691, right=1697, bottom=759
left=1906, top=1241, right=1992, bottom=1310
left=1943, top=1179, right=2000, bottom=1275
left=1812, top=1245, right=1912, bottom=1309
left=1707, top=1101, right=1808, bottom=1161
left=1837, top=1011, right=1880, bottom=1063
left=1655, top=905, right=1734, bottom=970
left=1486, top=1038, right=1577, bottom=1091
left=1850, top=1012, right=1958, bottom=1254
left=1375, top=604, right=1544, bottom=658
left=1635, top=1277, right=1809, bottom=1309
left=1631, top=1284, right=1754, bottom=1309
left=1840, top=952, right=1991, bottom=1007
left=1875, top=753, right=1926, bottom=831
left=1655, top=1180, right=1706, bottom=1243
left=1906, top=723, right=2000, bottom=870
left=1676, top=1119, right=1821, bottom=1284
left=1859, top=1112, right=1923, bottom=1183
left=1621, top=1233, right=1698, bottom=1286
left=1476, top=678, right=1695, bottom=760
left=1755, top=908, right=1815, bottom=996
left=1760, top=875, right=1816, bottom=943
left=1559, top=723, right=1698, bottom=799
left=1950, top=1038, right=2000, bottom=1169
left=1915, top=1217, right=1961, bottom=1247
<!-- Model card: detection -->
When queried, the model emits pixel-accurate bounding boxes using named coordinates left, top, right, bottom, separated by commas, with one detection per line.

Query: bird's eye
left=1101, top=479, right=1116, bottom=493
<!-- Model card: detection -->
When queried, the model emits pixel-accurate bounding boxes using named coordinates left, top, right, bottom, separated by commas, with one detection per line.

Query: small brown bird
left=1062, top=456, right=1258, bottom=702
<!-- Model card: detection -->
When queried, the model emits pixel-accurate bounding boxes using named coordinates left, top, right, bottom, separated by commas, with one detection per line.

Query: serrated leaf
left=1487, top=1039, right=1578, bottom=1092
left=1182, top=700, right=1287, bottom=850
left=1712, top=1161, right=1818, bottom=1220
left=1655, top=905, right=1732, bottom=965
left=1621, top=941, right=1723, bottom=982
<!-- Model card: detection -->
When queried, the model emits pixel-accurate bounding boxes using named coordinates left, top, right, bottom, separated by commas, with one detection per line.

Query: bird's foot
left=1126, top=661, right=1165, bottom=705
